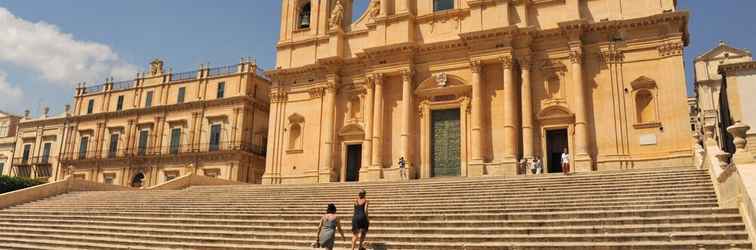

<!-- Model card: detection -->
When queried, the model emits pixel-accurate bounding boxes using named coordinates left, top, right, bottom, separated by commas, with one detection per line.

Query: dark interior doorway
left=546, top=129, right=568, bottom=173
left=346, top=144, right=362, bottom=182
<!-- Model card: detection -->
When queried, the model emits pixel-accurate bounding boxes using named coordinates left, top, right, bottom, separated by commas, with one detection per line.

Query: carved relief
left=434, top=73, right=448, bottom=87
left=539, top=60, right=567, bottom=106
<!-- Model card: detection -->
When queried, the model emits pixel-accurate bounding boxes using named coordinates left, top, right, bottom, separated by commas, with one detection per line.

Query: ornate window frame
left=296, top=0, right=312, bottom=31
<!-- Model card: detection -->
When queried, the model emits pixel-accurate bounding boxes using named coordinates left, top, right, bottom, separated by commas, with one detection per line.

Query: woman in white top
left=561, top=148, right=570, bottom=175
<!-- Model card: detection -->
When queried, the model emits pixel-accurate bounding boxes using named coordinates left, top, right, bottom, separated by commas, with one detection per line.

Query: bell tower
left=278, top=0, right=341, bottom=68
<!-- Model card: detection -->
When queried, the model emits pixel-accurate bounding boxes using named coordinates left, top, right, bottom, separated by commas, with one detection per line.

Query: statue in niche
left=149, top=59, right=164, bottom=76
left=329, top=0, right=344, bottom=30
left=368, top=0, right=381, bottom=18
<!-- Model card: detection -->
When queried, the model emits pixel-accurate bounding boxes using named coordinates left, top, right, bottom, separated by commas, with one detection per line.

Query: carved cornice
left=719, top=61, right=756, bottom=75
left=360, top=42, right=417, bottom=66
left=657, top=41, right=684, bottom=57
left=266, top=64, right=329, bottom=87
left=271, top=91, right=289, bottom=103
left=459, top=26, right=518, bottom=51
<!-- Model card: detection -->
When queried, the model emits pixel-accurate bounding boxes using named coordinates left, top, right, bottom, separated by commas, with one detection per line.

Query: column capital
left=470, top=60, right=482, bottom=73
left=400, top=69, right=414, bottom=82
left=372, top=73, right=385, bottom=86
left=517, top=56, right=532, bottom=70
left=500, top=56, right=514, bottom=69
left=568, top=48, right=583, bottom=64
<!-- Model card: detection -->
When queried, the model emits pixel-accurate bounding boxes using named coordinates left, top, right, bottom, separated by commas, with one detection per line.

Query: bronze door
left=431, top=109, right=461, bottom=177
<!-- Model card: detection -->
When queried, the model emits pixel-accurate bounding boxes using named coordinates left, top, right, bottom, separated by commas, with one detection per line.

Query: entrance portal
left=346, top=144, right=362, bottom=182
left=431, top=109, right=461, bottom=177
left=546, top=129, right=569, bottom=173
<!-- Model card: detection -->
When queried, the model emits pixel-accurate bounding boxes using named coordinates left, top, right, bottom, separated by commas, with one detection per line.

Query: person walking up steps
left=352, top=190, right=370, bottom=250
left=314, top=203, right=345, bottom=250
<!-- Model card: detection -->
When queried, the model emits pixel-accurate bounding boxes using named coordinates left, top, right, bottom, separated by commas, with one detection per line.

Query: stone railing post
left=728, top=121, right=754, bottom=164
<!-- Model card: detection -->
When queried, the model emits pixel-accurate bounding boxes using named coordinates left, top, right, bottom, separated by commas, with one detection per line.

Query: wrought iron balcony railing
left=172, top=70, right=200, bottom=81
left=112, top=80, right=135, bottom=91
left=62, top=141, right=266, bottom=162
left=12, top=156, right=55, bottom=166
left=207, top=65, right=239, bottom=77
left=83, top=84, right=106, bottom=94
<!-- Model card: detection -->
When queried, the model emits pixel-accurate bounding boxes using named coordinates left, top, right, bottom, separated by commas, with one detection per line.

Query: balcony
left=62, top=141, right=267, bottom=162
left=10, top=156, right=53, bottom=180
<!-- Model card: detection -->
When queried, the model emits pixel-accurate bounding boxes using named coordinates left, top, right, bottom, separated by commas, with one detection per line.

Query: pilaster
left=319, top=79, right=338, bottom=183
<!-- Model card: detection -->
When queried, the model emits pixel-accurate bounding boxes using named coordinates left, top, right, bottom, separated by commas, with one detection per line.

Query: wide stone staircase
left=0, top=167, right=752, bottom=249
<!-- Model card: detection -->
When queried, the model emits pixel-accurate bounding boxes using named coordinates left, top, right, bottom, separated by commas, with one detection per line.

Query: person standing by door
left=398, top=157, right=407, bottom=180
left=561, top=148, right=570, bottom=175
left=534, top=157, right=544, bottom=175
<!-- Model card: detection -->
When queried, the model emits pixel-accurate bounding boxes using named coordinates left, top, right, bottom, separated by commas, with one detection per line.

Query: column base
left=574, top=154, right=593, bottom=172
left=383, top=167, right=402, bottom=181
left=318, top=171, right=332, bottom=184
left=468, top=162, right=485, bottom=177
left=490, top=159, right=518, bottom=177
left=362, top=166, right=383, bottom=182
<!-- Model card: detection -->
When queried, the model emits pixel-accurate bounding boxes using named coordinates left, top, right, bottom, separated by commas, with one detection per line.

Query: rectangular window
left=41, top=143, right=52, bottom=164
left=170, top=128, right=181, bottom=154
left=0, top=162, right=4, bottom=175
left=138, top=130, right=149, bottom=156
left=87, top=100, right=95, bottom=114
left=0, top=124, right=8, bottom=137
left=116, top=96, right=124, bottom=111
left=217, top=82, right=225, bottom=99
left=177, top=87, right=186, bottom=104
left=22, top=144, right=31, bottom=164
left=145, top=91, right=154, bottom=108
left=79, top=137, right=89, bottom=160
left=104, top=176, right=114, bottom=185
left=108, top=134, right=119, bottom=158
left=209, top=124, right=221, bottom=151
left=433, top=0, right=454, bottom=12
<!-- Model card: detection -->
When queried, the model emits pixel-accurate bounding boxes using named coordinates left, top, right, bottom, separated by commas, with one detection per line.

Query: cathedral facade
left=264, top=0, right=692, bottom=184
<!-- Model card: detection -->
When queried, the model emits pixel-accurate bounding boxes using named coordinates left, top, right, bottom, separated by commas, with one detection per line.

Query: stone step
left=0, top=207, right=740, bottom=221
left=9, top=202, right=719, bottom=216
left=31, top=189, right=717, bottom=205
left=0, top=221, right=745, bottom=237
left=19, top=194, right=717, bottom=210
left=0, top=230, right=749, bottom=250
left=0, top=213, right=742, bottom=229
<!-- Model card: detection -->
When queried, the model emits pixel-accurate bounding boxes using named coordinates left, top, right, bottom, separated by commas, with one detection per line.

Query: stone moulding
left=0, top=175, right=136, bottom=209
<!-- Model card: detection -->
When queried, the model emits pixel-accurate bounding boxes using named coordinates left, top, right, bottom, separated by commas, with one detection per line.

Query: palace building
left=5, top=59, right=272, bottom=187
left=264, top=0, right=693, bottom=184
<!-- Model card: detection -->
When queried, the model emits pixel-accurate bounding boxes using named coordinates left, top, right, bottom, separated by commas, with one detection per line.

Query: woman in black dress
left=351, top=190, right=369, bottom=250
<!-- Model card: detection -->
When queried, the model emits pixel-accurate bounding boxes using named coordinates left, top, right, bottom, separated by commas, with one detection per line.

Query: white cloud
left=0, top=7, right=138, bottom=87
left=0, top=71, right=24, bottom=112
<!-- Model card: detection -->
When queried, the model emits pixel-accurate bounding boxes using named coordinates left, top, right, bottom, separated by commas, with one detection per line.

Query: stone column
left=519, top=56, right=534, bottom=160
left=470, top=60, right=484, bottom=166
left=319, top=81, right=337, bottom=183
left=371, top=74, right=385, bottom=172
left=501, top=56, right=518, bottom=163
left=363, top=77, right=374, bottom=174
left=380, top=0, right=389, bottom=16
left=569, top=46, right=593, bottom=171
left=400, top=69, right=413, bottom=169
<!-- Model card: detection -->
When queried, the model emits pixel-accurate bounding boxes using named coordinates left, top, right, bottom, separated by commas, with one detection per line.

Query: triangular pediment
left=695, top=42, right=752, bottom=62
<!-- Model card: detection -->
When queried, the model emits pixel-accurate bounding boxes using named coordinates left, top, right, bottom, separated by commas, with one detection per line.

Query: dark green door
left=431, top=109, right=461, bottom=177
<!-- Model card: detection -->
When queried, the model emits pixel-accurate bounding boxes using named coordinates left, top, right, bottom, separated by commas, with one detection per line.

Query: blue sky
left=0, top=0, right=753, bottom=116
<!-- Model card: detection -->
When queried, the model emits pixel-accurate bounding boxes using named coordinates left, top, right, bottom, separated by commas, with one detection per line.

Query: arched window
left=298, top=2, right=311, bottom=29
left=635, top=90, right=656, bottom=123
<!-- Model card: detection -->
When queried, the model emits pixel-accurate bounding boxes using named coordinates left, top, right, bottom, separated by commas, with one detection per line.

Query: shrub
left=0, top=175, right=44, bottom=194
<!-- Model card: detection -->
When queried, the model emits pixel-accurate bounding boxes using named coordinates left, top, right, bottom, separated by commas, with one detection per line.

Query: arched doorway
left=131, top=172, right=145, bottom=188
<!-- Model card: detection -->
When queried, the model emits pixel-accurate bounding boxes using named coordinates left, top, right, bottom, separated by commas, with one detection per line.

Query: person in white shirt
left=533, top=157, right=543, bottom=175
left=561, top=148, right=570, bottom=175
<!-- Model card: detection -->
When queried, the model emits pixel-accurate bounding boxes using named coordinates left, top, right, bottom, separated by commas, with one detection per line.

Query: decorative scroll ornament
left=500, top=56, right=513, bottom=69
left=329, top=0, right=344, bottom=30
left=434, top=73, right=448, bottom=87
left=658, top=41, right=684, bottom=57
left=568, top=49, right=583, bottom=64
